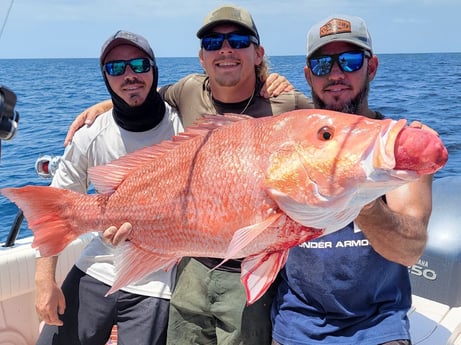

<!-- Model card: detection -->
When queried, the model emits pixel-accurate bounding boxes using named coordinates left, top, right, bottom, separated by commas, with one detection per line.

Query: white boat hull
left=0, top=234, right=95, bottom=345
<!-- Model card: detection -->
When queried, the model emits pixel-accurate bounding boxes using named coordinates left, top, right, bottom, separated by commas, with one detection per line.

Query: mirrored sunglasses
left=201, top=32, right=259, bottom=51
left=104, top=57, right=153, bottom=76
left=308, top=51, right=371, bottom=77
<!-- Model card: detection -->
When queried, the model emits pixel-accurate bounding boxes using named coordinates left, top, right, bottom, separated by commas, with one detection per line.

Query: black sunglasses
left=104, top=57, right=154, bottom=76
left=201, top=32, right=259, bottom=51
left=308, top=51, right=371, bottom=77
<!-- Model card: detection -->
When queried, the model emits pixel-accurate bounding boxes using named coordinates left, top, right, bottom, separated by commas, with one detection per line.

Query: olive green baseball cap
left=197, top=5, right=260, bottom=44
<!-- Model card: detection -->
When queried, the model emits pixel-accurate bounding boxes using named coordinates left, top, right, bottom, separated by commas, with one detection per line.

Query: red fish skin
left=0, top=109, right=448, bottom=303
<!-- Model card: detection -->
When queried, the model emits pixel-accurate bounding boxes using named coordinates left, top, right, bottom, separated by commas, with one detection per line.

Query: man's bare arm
left=64, top=74, right=295, bottom=146
left=35, top=256, right=66, bottom=326
left=356, top=174, right=432, bottom=266
left=63, top=99, right=113, bottom=146
left=259, top=73, right=294, bottom=98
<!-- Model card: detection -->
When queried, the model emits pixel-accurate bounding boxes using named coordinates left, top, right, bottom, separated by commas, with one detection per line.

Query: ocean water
left=0, top=53, right=459, bottom=243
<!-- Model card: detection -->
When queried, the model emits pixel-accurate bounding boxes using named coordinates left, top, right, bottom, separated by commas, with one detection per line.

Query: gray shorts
left=36, top=266, right=170, bottom=345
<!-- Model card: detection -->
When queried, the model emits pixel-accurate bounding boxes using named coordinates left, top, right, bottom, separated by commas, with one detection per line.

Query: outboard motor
left=409, top=176, right=461, bottom=307
left=409, top=175, right=461, bottom=345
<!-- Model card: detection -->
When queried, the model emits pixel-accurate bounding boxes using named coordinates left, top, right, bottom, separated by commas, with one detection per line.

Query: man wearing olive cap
left=162, top=5, right=312, bottom=345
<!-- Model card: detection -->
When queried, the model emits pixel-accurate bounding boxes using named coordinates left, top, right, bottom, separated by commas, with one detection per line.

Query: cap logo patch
left=319, top=18, right=351, bottom=37
left=115, top=31, right=139, bottom=43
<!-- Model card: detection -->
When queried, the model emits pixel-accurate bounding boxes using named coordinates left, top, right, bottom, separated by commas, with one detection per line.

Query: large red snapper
left=1, top=109, right=448, bottom=303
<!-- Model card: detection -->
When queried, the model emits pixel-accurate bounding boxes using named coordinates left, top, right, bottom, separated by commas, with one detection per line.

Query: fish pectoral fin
left=213, top=213, right=282, bottom=271
left=267, top=188, right=363, bottom=232
left=241, top=250, right=289, bottom=305
left=106, top=241, right=177, bottom=295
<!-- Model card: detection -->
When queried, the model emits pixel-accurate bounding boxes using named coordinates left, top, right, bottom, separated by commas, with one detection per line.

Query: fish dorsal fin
left=89, top=113, right=253, bottom=194
left=88, top=144, right=170, bottom=194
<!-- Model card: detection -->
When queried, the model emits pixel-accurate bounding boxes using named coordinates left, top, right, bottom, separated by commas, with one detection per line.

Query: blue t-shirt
left=271, top=222, right=411, bottom=345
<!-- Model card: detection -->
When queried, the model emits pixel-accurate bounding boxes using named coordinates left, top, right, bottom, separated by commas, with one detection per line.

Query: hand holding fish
left=409, top=120, right=439, bottom=136
left=103, top=222, right=132, bottom=246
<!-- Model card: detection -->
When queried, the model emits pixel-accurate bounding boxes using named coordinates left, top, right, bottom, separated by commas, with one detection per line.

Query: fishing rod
left=0, top=0, right=14, bottom=40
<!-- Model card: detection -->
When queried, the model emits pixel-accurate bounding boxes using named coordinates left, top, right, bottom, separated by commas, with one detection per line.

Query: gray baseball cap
left=306, top=15, right=372, bottom=58
left=196, top=5, right=260, bottom=44
left=100, top=30, right=155, bottom=65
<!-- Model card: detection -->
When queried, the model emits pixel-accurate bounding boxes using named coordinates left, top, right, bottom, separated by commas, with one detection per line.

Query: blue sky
left=0, top=0, right=459, bottom=59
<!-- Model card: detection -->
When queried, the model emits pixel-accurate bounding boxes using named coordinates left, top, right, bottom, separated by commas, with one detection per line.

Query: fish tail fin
left=106, top=241, right=178, bottom=295
left=1, top=186, right=88, bottom=256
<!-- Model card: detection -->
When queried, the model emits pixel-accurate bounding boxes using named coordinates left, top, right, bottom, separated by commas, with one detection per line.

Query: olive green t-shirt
left=159, top=73, right=313, bottom=128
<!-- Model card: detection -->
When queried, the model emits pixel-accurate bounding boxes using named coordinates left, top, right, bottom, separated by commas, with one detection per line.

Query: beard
left=311, top=78, right=370, bottom=114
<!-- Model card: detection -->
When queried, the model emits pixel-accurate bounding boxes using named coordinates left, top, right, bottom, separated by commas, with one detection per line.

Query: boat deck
left=410, top=295, right=461, bottom=344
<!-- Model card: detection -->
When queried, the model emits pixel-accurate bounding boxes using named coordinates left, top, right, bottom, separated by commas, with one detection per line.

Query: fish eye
left=318, top=126, right=334, bottom=141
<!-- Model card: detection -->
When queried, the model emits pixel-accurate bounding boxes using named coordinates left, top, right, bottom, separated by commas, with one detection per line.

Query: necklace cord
left=210, top=88, right=255, bottom=115
left=238, top=91, right=254, bottom=114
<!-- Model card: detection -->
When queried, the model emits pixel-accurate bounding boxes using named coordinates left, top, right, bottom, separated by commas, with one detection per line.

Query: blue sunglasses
left=201, top=32, right=259, bottom=51
left=104, top=58, right=154, bottom=76
left=308, top=51, right=371, bottom=77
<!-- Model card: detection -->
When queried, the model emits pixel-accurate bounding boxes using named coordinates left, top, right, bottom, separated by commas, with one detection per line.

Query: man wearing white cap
left=271, top=15, right=432, bottom=345
left=35, top=30, right=182, bottom=345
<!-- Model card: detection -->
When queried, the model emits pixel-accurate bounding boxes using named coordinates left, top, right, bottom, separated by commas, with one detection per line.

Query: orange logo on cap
left=319, top=18, right=351, bottom=37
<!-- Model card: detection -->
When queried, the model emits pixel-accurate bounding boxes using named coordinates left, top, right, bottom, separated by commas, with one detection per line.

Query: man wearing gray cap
left=271, top=14, right=432, bottom=345
left=35, top=30, right=182, bottom=345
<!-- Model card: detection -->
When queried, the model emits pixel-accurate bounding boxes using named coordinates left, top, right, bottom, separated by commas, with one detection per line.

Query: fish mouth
left=360, top=118, right=421, bottom=184
left=367, top=117, right=448, bottom=182
left=372, top=118, right=408, bottom=170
